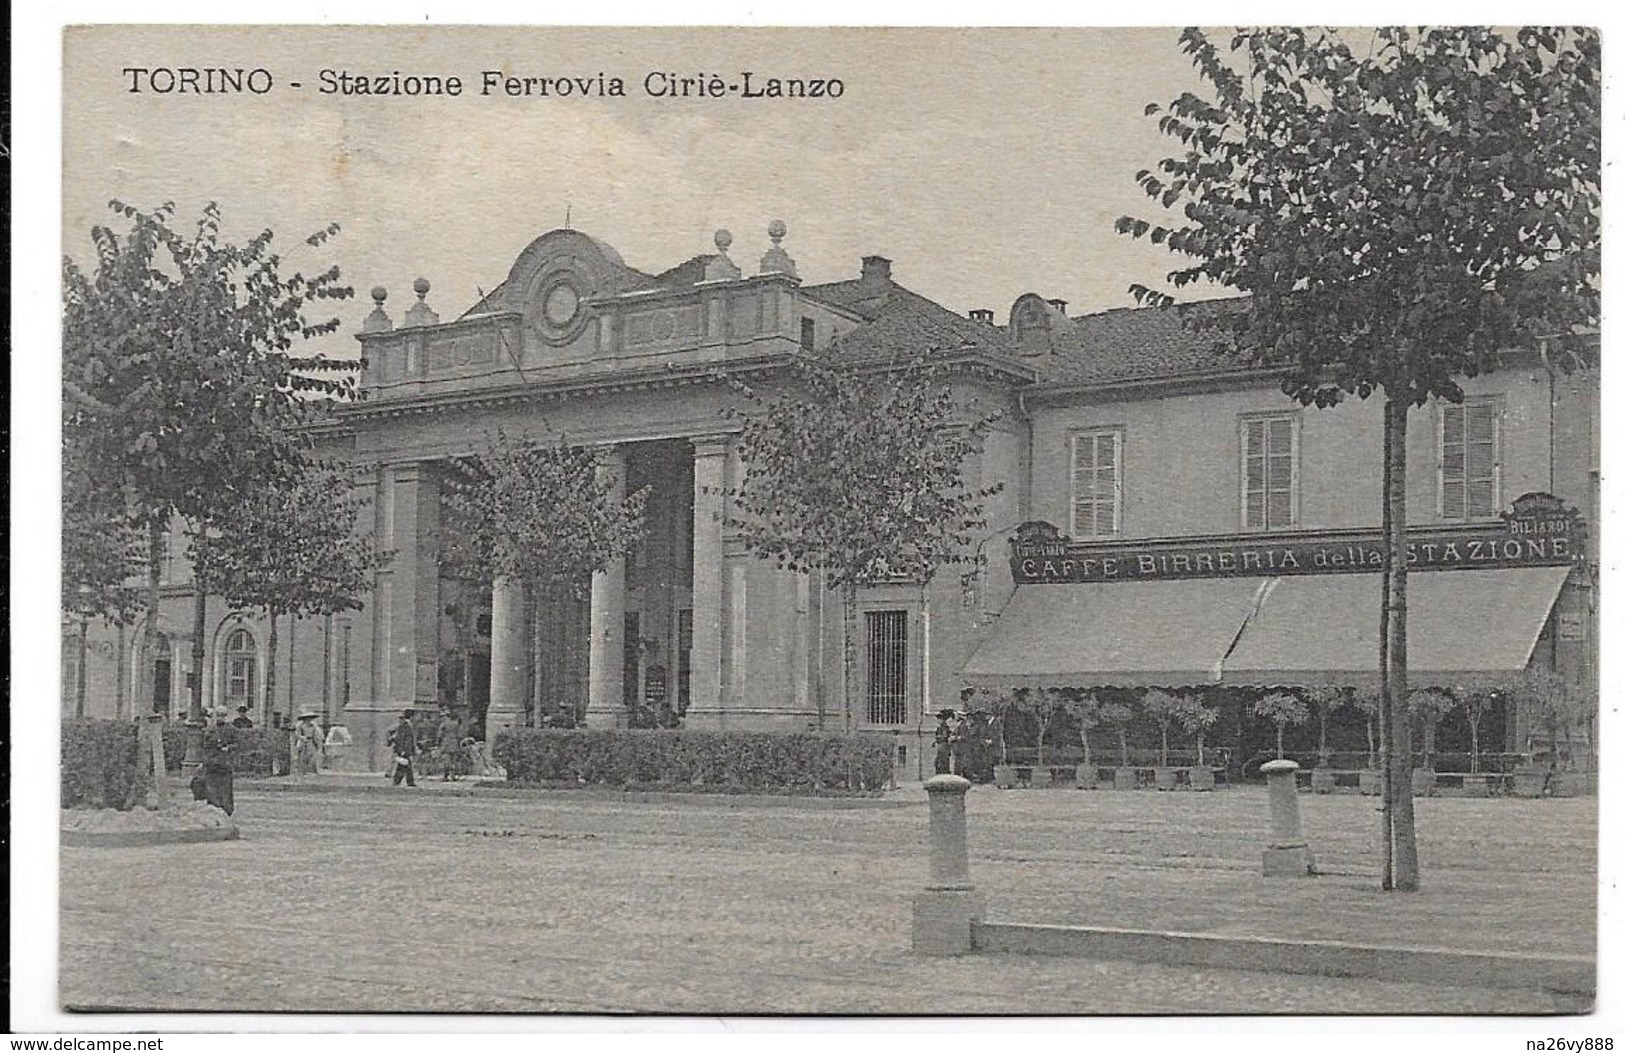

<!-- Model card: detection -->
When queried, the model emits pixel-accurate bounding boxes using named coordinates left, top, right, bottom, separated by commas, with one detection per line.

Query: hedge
left=491, top=728, right=895, bottom=794
left=62, top=719, right=151, bottom=810
left=161, top=724, right=289, bottom=776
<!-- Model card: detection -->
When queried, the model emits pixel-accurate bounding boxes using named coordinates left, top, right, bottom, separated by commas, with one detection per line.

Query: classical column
left=686, top=437, right=728, bottom=727
left=585, top=445, right=628, bottom=728
left=485, top=575, right=528, bottom=739
left=375, top=464, right=442, bottom=714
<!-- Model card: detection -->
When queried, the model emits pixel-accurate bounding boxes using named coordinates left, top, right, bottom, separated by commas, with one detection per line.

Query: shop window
left=1439, top=400, right=1500, bottom=519
left=1070, top=429, right=1122, bottom=537
left=224, top=628, right=257, bottom=714
left=1241, top=414, right=1299, bottom=531
left=865, top=610, right=908, bottom=725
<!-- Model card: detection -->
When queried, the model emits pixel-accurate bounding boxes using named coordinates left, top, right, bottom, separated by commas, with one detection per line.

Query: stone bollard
left=1261, top=759, right=1316, bottom=877
left=911, top=774, right=986, bottom=955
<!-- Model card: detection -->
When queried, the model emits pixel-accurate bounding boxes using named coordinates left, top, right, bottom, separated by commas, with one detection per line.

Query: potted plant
left=1026, top=686, right=1066, bottom=787
left=1071, top=689, right=1102, bottom=790
left=1139, top=689, right=1183, bottom=790
left=1304, top=685, right=1347, bottom=793
left=1252, top=692, right=1309, bottom=762
left=1408, top=687, right=1457, bottom=796
left=1174, top=694, right=1220, bottom=790
left=1098, top=700, right=1136, bottom=790
left=1349, top=687, right=1382, bottom=795
left=985, top=690, right=1019, bottom=788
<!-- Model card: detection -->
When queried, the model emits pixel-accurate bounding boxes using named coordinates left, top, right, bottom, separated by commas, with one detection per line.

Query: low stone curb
left=61, top=824, right=240, bottom=848
left=973, top=921, right=1595, bottom=995
left=237, top=777, right=921, bottom=810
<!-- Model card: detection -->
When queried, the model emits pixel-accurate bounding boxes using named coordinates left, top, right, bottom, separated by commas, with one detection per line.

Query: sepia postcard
left=16, top=15, right=1616, bottom=1038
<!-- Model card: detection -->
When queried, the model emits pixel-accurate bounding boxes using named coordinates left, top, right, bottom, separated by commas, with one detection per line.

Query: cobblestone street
left=59, top=782, right=1596, bottom=1015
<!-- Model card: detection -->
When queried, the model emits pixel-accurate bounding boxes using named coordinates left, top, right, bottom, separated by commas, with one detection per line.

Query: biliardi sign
left=1011, top=492, right=1584, bottom=586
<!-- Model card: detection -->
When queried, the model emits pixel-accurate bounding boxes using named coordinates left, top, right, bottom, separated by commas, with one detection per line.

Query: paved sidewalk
left=60, top=784, right=1594, bottom=1015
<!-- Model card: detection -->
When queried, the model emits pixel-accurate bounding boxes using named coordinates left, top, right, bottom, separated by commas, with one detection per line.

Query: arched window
left=224, top=629, right=257, bottom=715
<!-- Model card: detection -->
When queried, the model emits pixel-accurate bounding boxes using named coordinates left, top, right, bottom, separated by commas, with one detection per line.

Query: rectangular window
left=1070, top=429, right=1122, bottom=537
left=1241, top=414, right=1298, bottom=531
left=227, top=658, right=254, bottom=709
left=1439, top=401, right=1501, bottom=519
left=865, top=610, right=908, bottom=725
left=800, top=317, right=816, bottom=352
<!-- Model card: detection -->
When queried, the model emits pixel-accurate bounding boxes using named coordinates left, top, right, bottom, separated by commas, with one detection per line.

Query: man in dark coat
left=231, top=706, right=254, bottom=729
left=201, top=707, right=238, bottom=815
left=387, top=710, right=418, bottom=787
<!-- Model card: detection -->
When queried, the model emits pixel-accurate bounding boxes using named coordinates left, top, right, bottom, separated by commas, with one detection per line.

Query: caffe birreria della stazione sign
left=1011, top=492, right=1584, bottom=586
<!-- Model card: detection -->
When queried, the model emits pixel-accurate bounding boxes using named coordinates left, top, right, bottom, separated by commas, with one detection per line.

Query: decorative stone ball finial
left=413, top=277, right=431, bottom=300
left=402, top=277, right=439, bottom=328
left=757, top=219, right=797, bottom=278
left=768, top=218, right=787, bottom=244
left=371, top=286, right=388, bottom=305
left=714, top=228, right=734, bottom=254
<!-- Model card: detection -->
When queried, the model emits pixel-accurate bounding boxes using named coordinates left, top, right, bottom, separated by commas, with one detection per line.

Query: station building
left=62, top=223, right=1599, bottom=773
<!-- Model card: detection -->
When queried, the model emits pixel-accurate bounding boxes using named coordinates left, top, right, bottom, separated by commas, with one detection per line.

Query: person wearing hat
left=933, top=709, right=956, bottom=775
left=386, top=709, right=418, bottom=787
left=200, top=706, right=237, bottom=815
left=232, top=705, right=255, bottom=729
left=294, top=712, right=324, bottom=775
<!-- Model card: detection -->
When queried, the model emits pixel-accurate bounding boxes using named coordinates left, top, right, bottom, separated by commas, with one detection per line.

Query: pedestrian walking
left=435, top=709, right=463, bottom=780
left=294, top=712, right=324, bottom=774
left=387, top=709, right=418, bottom=786
left=201, top=707, right=237, bottom=815
left=231, top=706, right=255, bottom=729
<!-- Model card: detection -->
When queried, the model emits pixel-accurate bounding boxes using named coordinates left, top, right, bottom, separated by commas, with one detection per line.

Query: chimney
left=1046, top=298, right=1068, bottom=316
left=968, top=309, right=994, bottom=324
left=860, top=255, right=892, bottom=292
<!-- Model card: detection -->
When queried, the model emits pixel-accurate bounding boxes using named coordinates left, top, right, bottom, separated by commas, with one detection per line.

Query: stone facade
left=63, top=223, right=1599, bottom=774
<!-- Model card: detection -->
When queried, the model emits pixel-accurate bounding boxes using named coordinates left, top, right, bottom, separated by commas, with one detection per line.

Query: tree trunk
left=1422, top=719, right=1436, bottom=770
left=1385, top=396, right=1421, bottom=891
left=140, top=518, right=163, bottom=720
left=265, top=606, right=281, bottom=724
left=1275, top=724, right=1285, bottom=759
left=841, top=584, right=859, bottom=733
left=1379, top=401, right=1394, bottom=888
left=1468, top=715, right=1480, bottom=774
left=531, top=592, right=546, bottom=725
left=1082, top=728, right=1092, bottom=769
left=1118, top=728, right=1129, bottom=767
left=1319, top=708, right=1330, bottom=766
left=184, top=540, right=209, bottom=771
left=1160, top=724, right=1170, bottom=767
left=75, top=617, right=89, bottom=718
left=1366, top=719, right=1377, bottom=771
left=1196, top=729, right=1205, bottom=768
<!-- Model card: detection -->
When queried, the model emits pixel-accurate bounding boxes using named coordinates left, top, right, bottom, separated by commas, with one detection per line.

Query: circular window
left=544, top=282, right=581, bottom=327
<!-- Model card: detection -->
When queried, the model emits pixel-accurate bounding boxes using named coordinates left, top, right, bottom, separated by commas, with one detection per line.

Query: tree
left=63, top=201, right=356, bottom=736
left=1174, top=694, right=1220, bottom=767
left=1304, top=684, right=1348, bottom=766
left=1408, top=688, right=1458, bottom=770
left=1025, top=686, right=1074, bottom=767
left=1119, top=27, right=1599, bottom=891
left=1252, top=692, right=1309, bottom=760
left=1097, top=700, right=1136, bottom=767
left=1139, top=688, right=1183, bottom=766
left=728, top=347, right=1000, bottom=730
left=62, top=429, right=146, bottom=718
left=441, top=429, right=647, bottom=723
left=199, top=463, right=383, bottom=721
left=1350, top=687, right=1382, bottom=771
left=1498, top=667, right=1584, bottom=769
left=1451, top=676, right=1501, bottom=773
left=1069, top=688, right=1103, bottom=771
